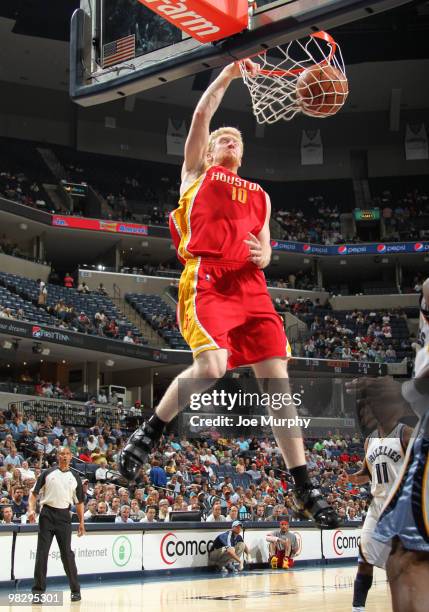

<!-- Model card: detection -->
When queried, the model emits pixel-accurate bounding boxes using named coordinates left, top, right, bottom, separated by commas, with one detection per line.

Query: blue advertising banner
left=270, top=240, right=429, bottom=256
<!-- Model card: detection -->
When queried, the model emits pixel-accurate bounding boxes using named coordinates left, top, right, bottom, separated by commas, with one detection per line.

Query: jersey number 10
left=232, top=186, right=248, bottom=204
left=375, top=462, right=389, bottom=484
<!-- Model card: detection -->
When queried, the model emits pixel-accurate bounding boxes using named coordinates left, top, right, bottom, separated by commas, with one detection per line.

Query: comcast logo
left=112, top=535, right=132, bottom=567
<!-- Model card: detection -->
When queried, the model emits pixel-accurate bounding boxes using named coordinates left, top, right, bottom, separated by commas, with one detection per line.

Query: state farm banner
left=13, top=531, right=143, bottom=579
left=137, top=0, right=248, bottom=43
left=322, top=528, right=361, bottom=559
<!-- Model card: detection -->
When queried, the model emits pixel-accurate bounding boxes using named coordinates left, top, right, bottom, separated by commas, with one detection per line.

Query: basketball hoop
left=240, top=31, right=348, bottom=124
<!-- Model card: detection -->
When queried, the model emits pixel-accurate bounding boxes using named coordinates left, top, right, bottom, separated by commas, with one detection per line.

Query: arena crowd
left=0, top=403, right=368, bottom=526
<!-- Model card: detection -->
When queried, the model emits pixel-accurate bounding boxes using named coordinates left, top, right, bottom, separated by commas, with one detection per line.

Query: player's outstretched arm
left=338, top=439, right=371, bottom=486
left=182, top=60, right=259, bottom=180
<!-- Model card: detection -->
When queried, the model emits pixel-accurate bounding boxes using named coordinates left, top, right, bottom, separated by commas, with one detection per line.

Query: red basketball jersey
left=169, top=165, right=267, bottom=264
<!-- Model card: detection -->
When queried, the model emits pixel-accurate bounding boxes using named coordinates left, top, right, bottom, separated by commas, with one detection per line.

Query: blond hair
left=207, top=126, right=243, bottom=154
left=204, top=127, right=243, bottom=171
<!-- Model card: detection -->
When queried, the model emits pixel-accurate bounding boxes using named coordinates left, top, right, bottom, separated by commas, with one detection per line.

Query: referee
left=28, top=446, right=86, bottom=601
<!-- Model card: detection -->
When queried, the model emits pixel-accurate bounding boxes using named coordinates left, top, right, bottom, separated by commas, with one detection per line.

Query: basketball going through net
left=240, top=31, right=349, bottom=124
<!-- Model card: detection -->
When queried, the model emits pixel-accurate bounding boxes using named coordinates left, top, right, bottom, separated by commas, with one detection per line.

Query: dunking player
left=338, top=394, right=412, bottom=612
left=372, top=279, right=429, bottom=612
left=119, top=60, right=338, bottom=528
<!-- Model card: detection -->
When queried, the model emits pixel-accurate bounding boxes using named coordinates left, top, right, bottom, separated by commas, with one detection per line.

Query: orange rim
left=242, top=31, right=338, bottom=78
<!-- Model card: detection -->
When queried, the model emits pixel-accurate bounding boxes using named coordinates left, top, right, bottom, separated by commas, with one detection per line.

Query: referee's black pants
left=32, top=505, right=80, bottom=594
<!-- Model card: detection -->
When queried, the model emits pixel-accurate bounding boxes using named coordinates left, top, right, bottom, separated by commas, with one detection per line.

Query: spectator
left=115, top=505, right=134, bottom=524
left=77, top=282, right=90, bottom=294
left=130, top=499, right=145, bottom=521
left=254, top=504, right=266, bottom=521
left=95, top=459, right=110, bottom=482
left=109, top=497, right=121, bottom=516
left=4, top=447, right=23, bottom=467
left=64, top=273, right=74, bottom=289
left=84, top=397, right=97, bottom=412
left=97, top=390, right=108, bottom=404
left=226, top=505, right=240, bottom=522
left=140, top=506, right=157, bottom=523
left=97, top=283, right=108, bottom=296
left=37, top=279, right=47, bottom=306
left=123, top=330, right=135, bottom=344
left=97, top=501, right=108, bottom=515
left=206, top=502, right=227, bottom=522
left=11, top=486, right=28, bottom=518
left=84, top=500, right=98, bottom=521
left=149, top=459, right=167, bottom=488
left=52, top=421, right=64, bottom=439
left=1, top=505, right=14, bottom=524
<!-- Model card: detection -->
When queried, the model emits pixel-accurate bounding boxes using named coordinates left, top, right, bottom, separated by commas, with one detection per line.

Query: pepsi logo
left=337, top=245, right=348, bottom=255
left=271, top=240, right=279, bottom=248
left=303, top=244, right=311, bottom=253
left=376, top=244, right=386, bottom=253
left=414, top=242, right=424, bottom=252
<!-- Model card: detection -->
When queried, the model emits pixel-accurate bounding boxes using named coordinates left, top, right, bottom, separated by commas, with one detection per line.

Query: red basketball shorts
left=177, top=257, right=291, bottom=369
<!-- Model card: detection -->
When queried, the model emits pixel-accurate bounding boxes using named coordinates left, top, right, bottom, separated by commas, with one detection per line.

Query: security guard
left=28, top=446, right=85, bottom=601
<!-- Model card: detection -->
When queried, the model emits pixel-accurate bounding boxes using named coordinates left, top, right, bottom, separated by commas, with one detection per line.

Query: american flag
left=102, top=34, right=135, bottom=68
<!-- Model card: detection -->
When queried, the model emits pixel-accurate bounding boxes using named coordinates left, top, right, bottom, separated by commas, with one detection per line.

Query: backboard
left=70, top=0, right=412, bottom=107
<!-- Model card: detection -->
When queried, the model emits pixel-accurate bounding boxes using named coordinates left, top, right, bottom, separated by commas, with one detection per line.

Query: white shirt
left=95, top=467, right=109, bottom=481
left=206, top=514, right=226, bottom=522
left=32, top=467, right=83, bottom=509
left=21, top=513, right=39, bottom=524
left=19, top=467, right=35, bottom=481
left=87, top=439, right=98, bottom=451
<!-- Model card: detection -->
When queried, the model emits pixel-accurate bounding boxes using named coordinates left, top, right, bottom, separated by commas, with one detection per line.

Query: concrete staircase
left=117, top=297, right=169, bottom=348
left=42, top=184, right=68, bottom=212
left=92, top=188, right=116, bottom=219
left=352, top=178, right=372, bottom=208
left=37, top=147, right=67, bottom=181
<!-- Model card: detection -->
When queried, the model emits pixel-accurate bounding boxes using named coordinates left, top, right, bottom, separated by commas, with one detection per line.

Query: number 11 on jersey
left=375, top=462, right=389, bottom=484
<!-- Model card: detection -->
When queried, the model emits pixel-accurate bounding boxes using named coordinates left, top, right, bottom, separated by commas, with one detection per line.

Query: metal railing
left=14, top=398, right=134, bottom=428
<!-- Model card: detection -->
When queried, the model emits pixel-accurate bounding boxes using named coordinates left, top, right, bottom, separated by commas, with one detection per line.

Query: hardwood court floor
left=7, top=566, right=392, bottom=611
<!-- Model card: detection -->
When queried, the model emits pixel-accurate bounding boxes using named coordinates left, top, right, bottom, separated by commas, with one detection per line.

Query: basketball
left=295, top=64, right=349, bottom=117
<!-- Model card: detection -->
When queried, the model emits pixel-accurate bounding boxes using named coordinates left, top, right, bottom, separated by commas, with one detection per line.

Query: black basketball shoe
left=118, top=420, right=162, bottom=481
left=293, top=484, right=340, bottom=528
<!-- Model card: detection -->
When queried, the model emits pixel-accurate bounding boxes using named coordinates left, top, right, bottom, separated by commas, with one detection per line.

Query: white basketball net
left=240, top=31, right=346, bottom=124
